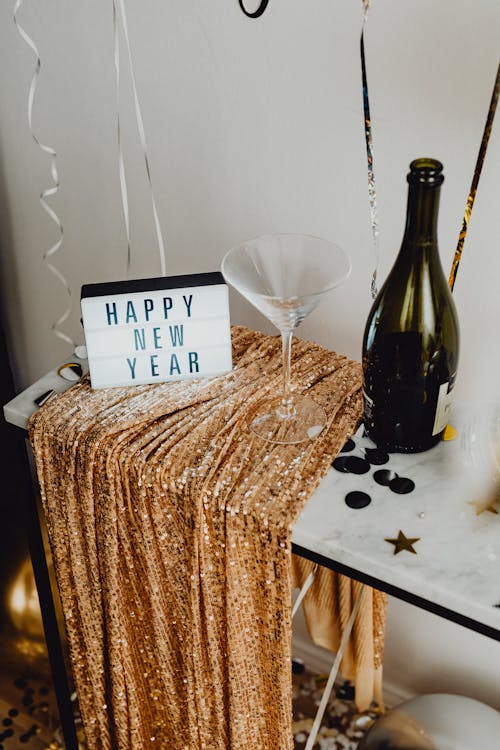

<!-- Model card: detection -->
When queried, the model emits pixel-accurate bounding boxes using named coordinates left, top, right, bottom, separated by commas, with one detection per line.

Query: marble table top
left=293, top=425, right=500, bottom=638
left=3, top=358, right=89, bottom=430
left=4, top=361, right=500, bottom=638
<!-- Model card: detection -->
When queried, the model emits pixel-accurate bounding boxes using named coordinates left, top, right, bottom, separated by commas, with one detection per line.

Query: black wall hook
left=238, top=0, right=270, bottom=18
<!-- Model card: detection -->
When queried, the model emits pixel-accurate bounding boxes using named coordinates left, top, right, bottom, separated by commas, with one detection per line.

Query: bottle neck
left=403, top=182, right=441, bottom=245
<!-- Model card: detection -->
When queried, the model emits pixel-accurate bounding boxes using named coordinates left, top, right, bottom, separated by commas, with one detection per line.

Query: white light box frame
left=81, top=272, right=232, bottom=388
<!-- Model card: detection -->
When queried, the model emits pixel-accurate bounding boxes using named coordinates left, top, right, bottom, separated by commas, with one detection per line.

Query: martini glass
left=221, top=233, right=351, bottom=444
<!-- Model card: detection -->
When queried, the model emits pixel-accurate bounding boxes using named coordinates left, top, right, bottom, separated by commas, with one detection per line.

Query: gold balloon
left=7, top=557, right=45, bottom=640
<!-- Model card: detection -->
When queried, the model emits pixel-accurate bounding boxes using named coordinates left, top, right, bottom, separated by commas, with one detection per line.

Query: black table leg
left=16, top=432, right=78, bottom=750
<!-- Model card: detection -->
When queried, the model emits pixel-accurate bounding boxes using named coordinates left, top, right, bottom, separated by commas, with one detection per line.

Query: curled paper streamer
left=360, top=0, right=380, bottom=300
left=13, top=0, right=75, bottom=347
left=113, top=0, right=167, bottom=277
left=449, top=62, right=499, bottom=292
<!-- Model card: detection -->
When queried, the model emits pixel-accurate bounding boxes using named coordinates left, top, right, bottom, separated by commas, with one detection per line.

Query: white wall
left=1, top=0, right=499, bottom=708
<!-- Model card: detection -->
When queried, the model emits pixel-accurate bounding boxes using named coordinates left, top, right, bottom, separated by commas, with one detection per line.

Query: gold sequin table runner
left=29, top=326, right=386, bottom=749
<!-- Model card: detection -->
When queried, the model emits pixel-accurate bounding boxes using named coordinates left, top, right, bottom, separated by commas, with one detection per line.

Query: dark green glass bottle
left=362, top=158, right=460, bottom=452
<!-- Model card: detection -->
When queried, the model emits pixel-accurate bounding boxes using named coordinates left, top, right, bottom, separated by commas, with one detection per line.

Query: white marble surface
left=4, top=370, right=500, bottom=635
left=3, top=358, right=89, bottom=430
left=293, top=425, right=500, bottom=634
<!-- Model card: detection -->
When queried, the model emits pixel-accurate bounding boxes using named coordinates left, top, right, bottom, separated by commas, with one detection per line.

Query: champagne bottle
left=362, top=158, right=459, bottom=452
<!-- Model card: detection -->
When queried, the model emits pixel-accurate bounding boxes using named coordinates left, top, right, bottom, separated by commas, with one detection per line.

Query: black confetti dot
left=34, top=388, right=55, bottom=407
left=339, top=438, right=355, bottom=453
left=38, top=686, right=50, bottom=696
left=373, top=469, right=398, bottom=486
left=345, top=491, right=371, bottom=509
left=8, top=709, right=19, bottom=718
left=58, top=362, right=83, bottom=381
left=336, top=681, right=355, bottom=700
left=292, top=658, right=305, bottom=675
left=390, top=477, right=415, bottom=494
left=22, top=696, right=33, bottom=706
left=332, top=456, right=351, bottom=472
left=1, top=720, right=11, bottom=727
left=365, top=448, right=389, bottom=465
left=14, top=678, right=27, bottom=689
left=345, top=456, right=370, bottom=475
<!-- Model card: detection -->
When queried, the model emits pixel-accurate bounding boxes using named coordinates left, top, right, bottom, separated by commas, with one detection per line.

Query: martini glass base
left=247, top=395, right=327, bottom=444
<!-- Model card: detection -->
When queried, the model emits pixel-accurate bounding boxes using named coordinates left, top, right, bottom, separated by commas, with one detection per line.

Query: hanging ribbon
left=112, top=0, right=131, bottom=273
left=113, top=0, right=167, bottom=277
left=360, top=0, right=380, bottom=300
left=13, top=0, right=75, bottom=347
left=304, top=587, right=366, bottom=750
left=238, top=0, right=270, bottom=19
left=291, top=563, right=318, bottom=619
left=449, top=62, right=499, bottom=292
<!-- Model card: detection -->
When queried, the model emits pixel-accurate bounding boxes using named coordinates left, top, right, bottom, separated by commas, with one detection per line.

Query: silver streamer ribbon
left=360, top=0, right=380, bottom=299
left=304, top=587, right=366, bottom=750
left=291, top=563, right=318, bottom=619
left=113, top=0, right=167, bottom=277
left=113, top=0, right=131, bottom=273
left=13, top=0, right=75, bottom=347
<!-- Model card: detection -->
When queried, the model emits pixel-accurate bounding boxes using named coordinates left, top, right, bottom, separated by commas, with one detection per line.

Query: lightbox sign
left=81, top=272, right=232, bottom=388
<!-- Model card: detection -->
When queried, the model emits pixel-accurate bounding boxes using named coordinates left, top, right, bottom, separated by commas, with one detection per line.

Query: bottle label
left=432, top=381, right=453, bottom=435
left=362, top=389, right=374, bottom=421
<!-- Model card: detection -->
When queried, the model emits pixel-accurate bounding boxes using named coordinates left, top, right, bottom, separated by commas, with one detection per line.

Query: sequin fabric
left=29, top=327, right=386, bottom=749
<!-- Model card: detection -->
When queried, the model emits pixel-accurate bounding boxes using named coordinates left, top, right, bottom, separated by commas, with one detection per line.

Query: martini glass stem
left=278, top=329, right=296, bottom=419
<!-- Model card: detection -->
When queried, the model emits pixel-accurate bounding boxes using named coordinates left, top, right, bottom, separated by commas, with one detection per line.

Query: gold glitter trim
left=449, top=63, right=499, bottom=291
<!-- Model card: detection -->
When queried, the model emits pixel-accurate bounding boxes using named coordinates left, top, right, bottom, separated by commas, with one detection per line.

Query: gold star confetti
left=442, top=424, right=458, bottom=441
left=385, top=530, right=420, bottom=555
left=467, top=500, right=499, bottom=516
